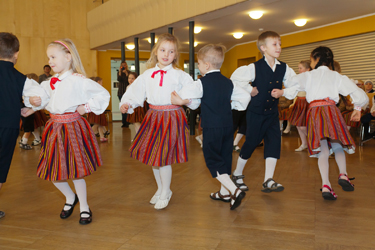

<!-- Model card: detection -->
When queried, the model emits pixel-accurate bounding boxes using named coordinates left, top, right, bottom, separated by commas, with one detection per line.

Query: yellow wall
left=222, top=15, right=375, bottom=78
left=0, top=0, right=101, bottom=77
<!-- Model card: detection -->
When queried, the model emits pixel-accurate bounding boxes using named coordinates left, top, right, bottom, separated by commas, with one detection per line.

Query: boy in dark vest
left=230, top=31, right=296, bottom=192
left=171, top=44, right=250, bottom=210
left=0, top=32, right=47, bottom=218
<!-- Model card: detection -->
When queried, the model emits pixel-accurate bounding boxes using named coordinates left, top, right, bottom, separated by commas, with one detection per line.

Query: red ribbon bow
left=50, top=77, right=60, bottom=90
left=151, top=70, right=167, bottom=87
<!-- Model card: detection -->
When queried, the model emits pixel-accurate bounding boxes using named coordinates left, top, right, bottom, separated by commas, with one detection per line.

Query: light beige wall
left=0, top=0, right=102, bottom=77
left=87, top=0, right=246, bottom=49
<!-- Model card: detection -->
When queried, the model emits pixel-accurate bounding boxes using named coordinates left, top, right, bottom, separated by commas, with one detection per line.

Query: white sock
left=297, top=126, right=307, bottom=146
left=53, top=181, right=76, bottom=210
left=152, top=166, right=162, bottom=196
left=279, top=120, right=283, bottom=130
left=264, top=157, right=277, bottom=184
left=233, top=157, right=247, bottom=184
left=72, top=179, right=89, bottom=217
left=318, top=140, right=331, bottom=188
left=21, top=137, right=28, bottom=144
left=233, top=133, right=244, bottom=146
left=159, top=165, right=172, bottom=200
left=216, top=173, right=238, bottom=195
left=220, top=184, right=230, bottom=196
left=331, top=142, right=347, bottom=176
left=32, top=129, right=41, bottom=140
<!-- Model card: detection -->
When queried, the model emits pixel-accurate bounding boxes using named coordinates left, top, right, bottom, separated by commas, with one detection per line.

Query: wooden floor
left=1, top=122, right=375, bottom=250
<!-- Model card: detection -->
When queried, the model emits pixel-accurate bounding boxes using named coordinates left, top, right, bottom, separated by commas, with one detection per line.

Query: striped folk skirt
left=306, top=99, right=355, bottom=158
left=278, top=107, right=291, bottom=120
left=127, top=102, right=148, bottom=123
left=289, top=97, right=308, bottom=126
left=37, top=112, right=102, bottom=181
left=341, top=110, right=361, bottom=128
left=87, top=113, right=108, bottom=126
left=34, top=110, right=49, bottom=129
left=130, top=105, right=189, bottom=167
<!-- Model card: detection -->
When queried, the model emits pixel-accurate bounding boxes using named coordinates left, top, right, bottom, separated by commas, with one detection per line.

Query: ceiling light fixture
left=233, top=33, right=244, bottom=39
left=147, top=38, right=158, bottom=43
left=125, top=44, right=135, bottom=50
left=294, top=19, right=307, bottom=27
left=249, top=11, right=263, bottom=19
left=194, top=27, right=202, bottom=34
left=194, top=42, right=198, bottom=47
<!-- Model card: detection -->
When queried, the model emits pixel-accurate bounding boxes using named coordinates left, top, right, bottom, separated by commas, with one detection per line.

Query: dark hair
left=89, top=76, right=103, bottom=83
left=311, top=46, right=334, bottom=70
left=0, top=32, right=20, bottom=59
left=43, top=65, right=51, bottom=69
left=128, top=71, right=138, bottom=78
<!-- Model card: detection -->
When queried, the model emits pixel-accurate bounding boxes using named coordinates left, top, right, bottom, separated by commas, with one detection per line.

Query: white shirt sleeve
left=231, top=82, right=251, bottom=111
left=338, top=75, right=368, bottom=108
left=178, top=73, right=201, bottom=110
left=119, top=75, right=146, bottom=114
left=282, top=73, right=306, bottom=100
left=82, top=78, right=111, bottom=115
left=371, top=96, right=375, bottom=113
left=23, top=78, right=50, bottom=111
left=230, top=64, right=255, bottom=94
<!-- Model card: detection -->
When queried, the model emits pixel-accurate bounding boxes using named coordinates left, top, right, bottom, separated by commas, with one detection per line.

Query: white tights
left=152, top=165, right=172, bottom=200
left=296, top=126, right=307, bottom=147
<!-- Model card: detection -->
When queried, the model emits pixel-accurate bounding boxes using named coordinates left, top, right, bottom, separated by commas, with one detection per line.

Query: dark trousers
left=240, top=111, right=281, bottom=160
left=202, top=126, right=233, bottom=177
left=0, top=127, right=19, bottom=183
left=232, top=110, right=247, bottom=135
left=361, top=113, right=375, bottom=135
left=21, top=113, right=35, bottom=132
left=118, top=96, right=129, bottom=126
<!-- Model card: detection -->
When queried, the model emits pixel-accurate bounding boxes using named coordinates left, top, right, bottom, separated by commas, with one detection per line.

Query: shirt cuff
left=354, top=106, right=362, bottom=111
left=84, top=103, right=91, bottom=113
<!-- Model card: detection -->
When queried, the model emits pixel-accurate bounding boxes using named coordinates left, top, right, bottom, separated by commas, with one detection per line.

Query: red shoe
left=320, top=185, right=337, bottom=200
left=338, top=173, right=355, bottom=191
left=100, top=138, right=108, bottom=142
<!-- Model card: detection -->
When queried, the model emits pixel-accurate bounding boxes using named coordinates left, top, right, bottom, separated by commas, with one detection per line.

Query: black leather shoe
left=60, top=194, right=79, bottom=219
left=79, top=209, right=92, bottom=225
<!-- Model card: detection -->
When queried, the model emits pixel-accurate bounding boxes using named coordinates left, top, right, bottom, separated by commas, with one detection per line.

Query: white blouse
left=283, top=66, right=368, bottom=108
left=23, top=78, right=50, bottom=110
left=178, top=70, right=251, bottom=111
left=230, top=57, right=296, bottom=93
left=27, top=70, right=110, bottom=115
left=120, top=64, right=200, bottom=113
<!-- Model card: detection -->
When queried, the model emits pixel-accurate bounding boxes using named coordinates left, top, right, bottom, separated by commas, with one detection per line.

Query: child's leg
left=216, top=173, right=245, bottom=209
left=92, top=124, right=99, bottom=134
left=283, top=121, right=292, bottom=133
left=32, top=129, right=41, bottom=141
left=98, top=125, right=105, bottom=139
left=134, top=122, right=141, bottom=134
left=72, top=178, right=90, bottom=217
left=154, top=165, right=172, bottom=210
left=234, top=133, right=244, bottom=146
left=53, top=181, right=76, bottom=210
left=331, top=142, right=347, bottom=176
left=296, top=126, right=308, bottom=147
left=318, top=139, right=331, bottom=191
left=279, top=120, right=283, bottom=131
left=21, top=132, right=31, bottom=144
left=150, top=166, right=162, bottom=204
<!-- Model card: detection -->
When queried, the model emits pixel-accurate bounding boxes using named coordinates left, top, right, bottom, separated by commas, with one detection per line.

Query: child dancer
left=0, top=32, right=48, bottom=218
left=125, top=72, right=148, bottom=137
left=87, top=76, right=110, bottom=142
left=230, top=31, right=296, bottom=192
left=25, top=39, right=110, bottom=223
left=120, top=33, right=200, bottom=210
left=272, top=46, right=368, bottom=200
left=288, top=60, right=311, bottom=151
left=171, top=44, right=250, bottom=210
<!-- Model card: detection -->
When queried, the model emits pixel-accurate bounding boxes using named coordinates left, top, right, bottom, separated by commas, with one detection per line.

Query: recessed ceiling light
left=125, top=44, right=135, bottom=50
left=294, top=19, right=307, bottom=27
left=233, top=33, right=244, bottom=39
left=249, top=11, right=263, bottom=19
left=259, top=28, right=264, bottom=31
left=194, top=27, right=202, bottom=34
left=147, top=38, right=158, bottom=43
left=194, top=42, right=198, bottom=47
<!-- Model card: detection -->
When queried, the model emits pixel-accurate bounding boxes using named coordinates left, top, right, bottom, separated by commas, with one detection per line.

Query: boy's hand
left=271, top=89, right=284, bottom=99
left=120, top=103, right=129, bottom=114
left=30, top=96, right=42, bottom=106
left=21, top=107, right=36, bottom=117
left=76, top=105, right=86, bottom=115
left=350, top=110, right=361, bottom=122
left=251, top=87, right=259, bottom=97
left=171, top=91, right=189, bottom=106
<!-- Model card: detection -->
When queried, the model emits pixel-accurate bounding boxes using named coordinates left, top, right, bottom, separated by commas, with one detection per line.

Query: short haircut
left=0, top=32, right=19, bottom=59
left=26, top=73, right=39, bottom=82
left=257, top=31, right=280, bottom=52
left=128, top=71, right=138, bottom=78
left=299, top=60, right=311, bottom=70
left=43, top=65, right=51, bottom=69
left=197, top=44, right=226, bottom=69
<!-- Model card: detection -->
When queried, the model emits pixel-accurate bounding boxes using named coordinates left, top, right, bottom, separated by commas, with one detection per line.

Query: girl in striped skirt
left=120, top=33, right=200, bottom=210
left=25, top=39, right=110, bottom=224
left=288, top=60, right=311, bottom=151
left=272, top=46, right=368, bottom=200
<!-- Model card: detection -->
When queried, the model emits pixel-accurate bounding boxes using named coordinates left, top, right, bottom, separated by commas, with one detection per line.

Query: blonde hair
left=146, top=33, right=180, bottom=69
left=299, top=60, right=311, bottom=70
left=197, top=44, right=226, bottom=69
left=257, top=31, right=280, bottom=53
left=26, top=73, right=39, bottom=82
left=48, top=38, right=86, bottom=76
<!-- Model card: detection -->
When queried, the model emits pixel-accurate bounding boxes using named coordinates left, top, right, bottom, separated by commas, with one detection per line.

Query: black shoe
left=60, top=194, right=79, bottom=219
left=0, top=211, right=5, bottom=219
left=362, top=133, right=374, bottom=143
left=121, top=124, right=129, bottom=128
left=104, top=131, right=110, bottom=138
left=79, top=209, right=92, bottom=225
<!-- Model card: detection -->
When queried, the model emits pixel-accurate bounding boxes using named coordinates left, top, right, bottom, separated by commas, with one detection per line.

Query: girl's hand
left=21, top=107, right=36, bottom=117
left=30, top=96, right=42, bottom=106
left=171, top=91, right=189, bottom=106
left=77, top=105, right=86, bottom=115
left=271, top=89, right=284, bottom=99
left=251, top=87, right=259, bottom=97
left=120, top=104, right=129, bottom=114
left=350, top=110, right=361, bottom=122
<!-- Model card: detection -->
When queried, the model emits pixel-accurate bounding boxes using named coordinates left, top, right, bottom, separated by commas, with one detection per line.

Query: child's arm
left=119, top=75, right=146, bottom=114
left=339, top=75, right=369, bottom=112
left=176, top=73, right=202, bottom=110
left=171, top=91, right=191, bottom=106
left=23, top=78, right=50, bottom=110
left=230, top=64, right=256, bottom=94
left=81, top=78, right=111, bottom=115
left=231, top=82, right=251, bottom=111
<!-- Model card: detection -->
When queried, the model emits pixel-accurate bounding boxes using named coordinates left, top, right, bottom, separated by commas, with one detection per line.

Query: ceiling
left=95, top=0, right=375, bottom=52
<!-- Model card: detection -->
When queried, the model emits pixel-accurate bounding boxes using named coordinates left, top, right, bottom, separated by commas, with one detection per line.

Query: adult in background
left=38, top=65, right=52, bottom=83
left=117, top=61, right=130, bottom=127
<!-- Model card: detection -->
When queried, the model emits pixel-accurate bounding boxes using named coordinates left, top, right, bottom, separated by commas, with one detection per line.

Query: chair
left=359, top=93, right=375, bottom=146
